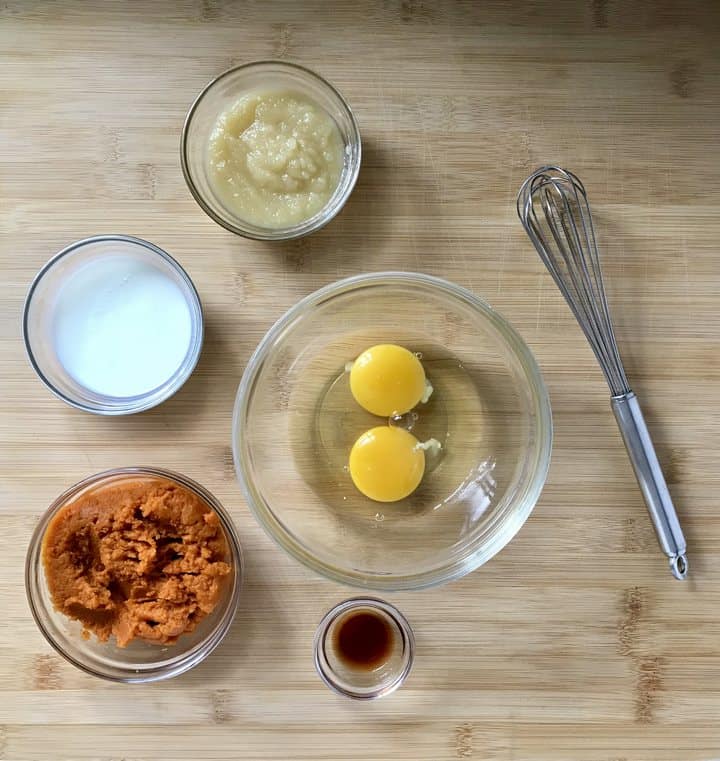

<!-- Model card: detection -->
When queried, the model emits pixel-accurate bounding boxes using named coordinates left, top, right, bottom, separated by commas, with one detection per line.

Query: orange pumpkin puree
left=42, top=477, right=231, bottom=647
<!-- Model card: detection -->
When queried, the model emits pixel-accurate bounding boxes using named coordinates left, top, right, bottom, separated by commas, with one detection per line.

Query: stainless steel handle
left=611, top=392, right=688, bottom=580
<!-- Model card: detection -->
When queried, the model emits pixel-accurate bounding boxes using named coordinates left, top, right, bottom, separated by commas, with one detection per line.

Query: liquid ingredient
left=333, top=610, right=394, bottom=670
left=53, top=255, right=193, bottom=398
left=349, top=344, right=430, bottom=417
left=349, top=426, right=425, bottom=502
left=42, top=477, right=231, bottom=647
left=207, top=90, right=344, bottom=228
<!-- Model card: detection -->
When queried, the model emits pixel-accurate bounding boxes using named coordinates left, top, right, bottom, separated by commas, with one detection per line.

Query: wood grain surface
left=2, top=1, right=720, bottom=759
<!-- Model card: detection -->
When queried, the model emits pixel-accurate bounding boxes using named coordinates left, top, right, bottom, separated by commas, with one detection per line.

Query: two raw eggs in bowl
left=233, top=272, right=552, bottom=591
left=347, top=343, right=440, bottom=504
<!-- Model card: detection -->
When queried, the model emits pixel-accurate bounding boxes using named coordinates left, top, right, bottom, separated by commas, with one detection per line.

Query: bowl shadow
left=227, top=136, right=443, bottom=278
left=94, top=306, right=242, bottom=446
left=177, top=551, right=288, bottom=687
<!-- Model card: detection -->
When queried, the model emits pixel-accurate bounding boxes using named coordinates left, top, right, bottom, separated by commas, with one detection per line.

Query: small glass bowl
left=233, top=272, right=552, bottom=590
left=181, top=60, right=361, bottom=240
left=314, top=598, right=414, bottom=700
left=25, top=467, right=243, bottom=683
left=23, top=235, right=204, bottom=415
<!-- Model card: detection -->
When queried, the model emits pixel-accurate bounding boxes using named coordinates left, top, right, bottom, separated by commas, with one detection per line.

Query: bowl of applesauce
left=181, top=61, right=361, bottom=240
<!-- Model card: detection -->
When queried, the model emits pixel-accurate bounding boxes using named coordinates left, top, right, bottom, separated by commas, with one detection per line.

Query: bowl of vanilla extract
left=314, top=598, right=414, bottom=700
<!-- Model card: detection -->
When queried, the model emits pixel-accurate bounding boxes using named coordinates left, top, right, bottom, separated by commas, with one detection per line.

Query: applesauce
left=207, top=90, right=345, bottom=228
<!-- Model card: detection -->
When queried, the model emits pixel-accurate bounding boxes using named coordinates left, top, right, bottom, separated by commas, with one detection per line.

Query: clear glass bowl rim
left=25, top=466, right=244, bottom=683
left=233, top=271, right=553, bottom=591
left=180, top=59, right=362, bottom=241
left=22, top=234, right=204, bottom=415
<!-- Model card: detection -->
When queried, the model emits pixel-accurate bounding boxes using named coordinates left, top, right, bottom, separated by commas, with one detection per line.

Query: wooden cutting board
left=2, top=1, right=719, bottom=759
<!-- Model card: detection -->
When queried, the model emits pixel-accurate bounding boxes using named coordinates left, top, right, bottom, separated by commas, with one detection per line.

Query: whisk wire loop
left=517, top=166, right=629, bottom=396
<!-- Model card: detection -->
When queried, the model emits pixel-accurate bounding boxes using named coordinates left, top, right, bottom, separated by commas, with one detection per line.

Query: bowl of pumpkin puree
left=26, top=467, right=243, bottom=682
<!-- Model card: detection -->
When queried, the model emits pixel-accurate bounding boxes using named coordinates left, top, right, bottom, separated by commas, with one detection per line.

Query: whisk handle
left=611, top=392, right=688, bottom=580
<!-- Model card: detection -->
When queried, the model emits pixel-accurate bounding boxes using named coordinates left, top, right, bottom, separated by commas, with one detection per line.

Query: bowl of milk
left=23, top=235, right=203, bottom=414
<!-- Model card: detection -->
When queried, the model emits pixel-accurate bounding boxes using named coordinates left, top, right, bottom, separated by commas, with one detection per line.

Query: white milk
left=53, top=254, right=193, bottom=398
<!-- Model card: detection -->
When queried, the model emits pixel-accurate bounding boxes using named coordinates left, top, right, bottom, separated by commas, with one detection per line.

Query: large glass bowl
left=233, top=273, right=552, bottom=590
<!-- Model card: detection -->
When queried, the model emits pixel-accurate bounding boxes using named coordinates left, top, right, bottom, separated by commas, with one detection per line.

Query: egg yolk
left=349, top=344, right=426, bottom=417
left=348, top=426, right=425, bottom=502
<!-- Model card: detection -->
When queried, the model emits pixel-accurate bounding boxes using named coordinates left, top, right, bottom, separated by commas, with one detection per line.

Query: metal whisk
left=517, top=166, right=688, bottom=580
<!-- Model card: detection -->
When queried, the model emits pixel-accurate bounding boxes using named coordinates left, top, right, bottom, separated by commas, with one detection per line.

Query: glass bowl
left=314, top=597, right=414, bottom=700
left=181, top=60, right=361, bottom=240
left=233, top=272, right=552, bottom=591
left=26, top=467, right=243, bottom=683
left=23, top=235, right=204, bottom=415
